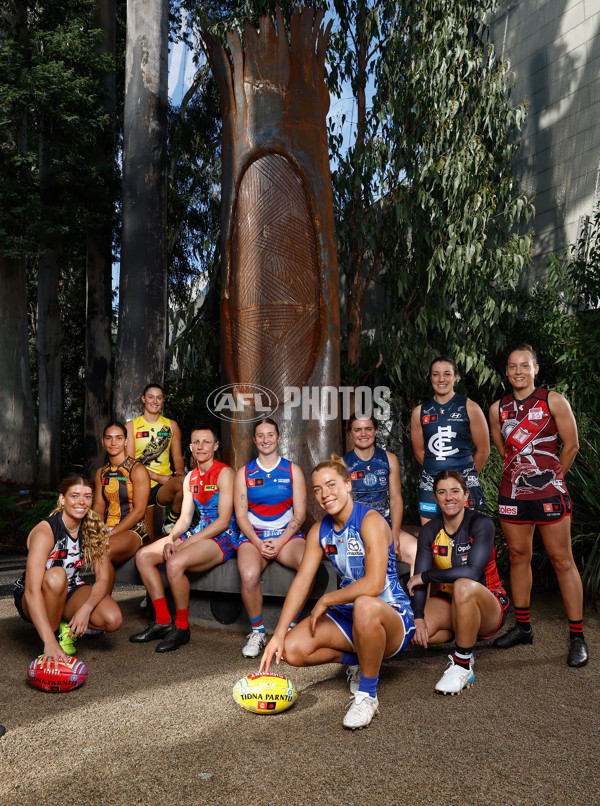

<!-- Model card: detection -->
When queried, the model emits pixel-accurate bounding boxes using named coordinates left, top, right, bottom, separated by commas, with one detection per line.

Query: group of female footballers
left=14, top=344, right=589, bottom=731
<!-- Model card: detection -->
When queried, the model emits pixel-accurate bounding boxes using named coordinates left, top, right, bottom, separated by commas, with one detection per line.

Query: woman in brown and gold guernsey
left=408, top=470, right=508, bottom=695
left=93, top=423, right=151, bottom=581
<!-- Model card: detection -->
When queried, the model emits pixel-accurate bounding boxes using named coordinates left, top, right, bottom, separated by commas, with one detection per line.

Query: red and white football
left=27, top=656, right=88, bottom=693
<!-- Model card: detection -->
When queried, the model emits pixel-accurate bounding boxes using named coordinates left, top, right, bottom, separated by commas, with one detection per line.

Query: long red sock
left=152, top=597, right=171, bottom=625
left=175, top=608, right=189, bottom=630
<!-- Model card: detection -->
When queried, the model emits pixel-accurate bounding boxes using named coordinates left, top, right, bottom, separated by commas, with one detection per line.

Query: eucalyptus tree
left=327, top=0, right=534, bottom=404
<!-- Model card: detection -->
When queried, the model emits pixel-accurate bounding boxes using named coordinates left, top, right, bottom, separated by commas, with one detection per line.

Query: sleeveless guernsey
left=342, top=447, right=391, bottom=524
left=498, top=388, right=567, bottom=499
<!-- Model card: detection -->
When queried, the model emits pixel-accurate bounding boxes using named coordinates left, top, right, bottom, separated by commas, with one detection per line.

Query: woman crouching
left=407, top=470, right=508, bottom=695
left=260, top=456, right=415, bottom=730
left=13, top=476, right=122, bottom=664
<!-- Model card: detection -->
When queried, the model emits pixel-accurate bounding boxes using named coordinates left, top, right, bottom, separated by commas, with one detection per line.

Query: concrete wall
left=490, top=0, right=600, bottom=282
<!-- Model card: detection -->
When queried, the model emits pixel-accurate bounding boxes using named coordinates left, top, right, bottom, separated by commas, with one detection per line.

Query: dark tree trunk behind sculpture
left=204, top=8, right=341, bottom=521
left=84, top=0, right=117, bottom=478
left=114, top=0, right=168, bottom=421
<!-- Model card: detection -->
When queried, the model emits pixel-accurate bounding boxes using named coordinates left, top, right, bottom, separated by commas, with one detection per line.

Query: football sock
left=166, top=509, right=179, bottom=524
left=453, top=644, right=473, bottom=669
left=152, top=597, right=171, bottom=625
left=568, top=619, right=584, bottom=640
left=358, top=673, right=378, bottom=698
left=175, top=608, right=189, bottom=630
left=289, top=609, right=303, bottom=628
left=249, top=614, right=265, bottom=633
left=514, top=606, right=532, bottom=630
left=340, top=652, right=359, bottom=666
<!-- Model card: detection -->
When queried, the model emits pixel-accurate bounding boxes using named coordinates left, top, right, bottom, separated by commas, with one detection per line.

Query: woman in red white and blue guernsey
left=234, top=418, right=307, bottom=659
left=130, top=425, right=239, bottom=652
left=489, top=345, right=587, bottom=667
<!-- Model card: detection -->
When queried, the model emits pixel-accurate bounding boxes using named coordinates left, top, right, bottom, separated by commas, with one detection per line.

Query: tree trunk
left=113, top=0, right=169, bottom=422
left=36, top=112, right=63, bottom=489
left=0, top=0, right=37, bottom=486
left=84, top=0, right=116, bottom=479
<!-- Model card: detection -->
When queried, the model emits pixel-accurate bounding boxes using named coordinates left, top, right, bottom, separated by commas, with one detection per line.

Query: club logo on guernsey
left=428, top=426, right=459, bottom=461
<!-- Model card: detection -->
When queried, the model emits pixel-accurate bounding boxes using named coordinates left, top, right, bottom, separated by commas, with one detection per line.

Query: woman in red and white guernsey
left=489, top=345, right=587, bottom=667
left=130, top=425, right=238, bottom=652
left=235, top=418, right=307, bottom=659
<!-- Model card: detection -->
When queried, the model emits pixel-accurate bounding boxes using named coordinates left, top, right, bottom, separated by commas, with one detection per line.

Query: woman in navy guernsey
left=489, top=345, right=588, bottom=667
left=342, top=414, right=417, bottom=573
left=408, top=470, right=508, bottom=695
left=13, top=476, right=122, bottom=664
left=130, top=425, right=239, bottom=652
left=260, top=456, right=415, bottom=730
left=411, top=356, right=490, bottom=524
left=235, top=418, right=307, bottom=659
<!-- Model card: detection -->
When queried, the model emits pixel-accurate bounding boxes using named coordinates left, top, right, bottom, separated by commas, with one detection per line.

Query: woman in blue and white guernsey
left=234, top=418, right=307, bottom=659
left=343, top=414, right=417, bottom=572
left=260, top=455, right=415, bottom=730
left=411, top=356, right=490, bottom=525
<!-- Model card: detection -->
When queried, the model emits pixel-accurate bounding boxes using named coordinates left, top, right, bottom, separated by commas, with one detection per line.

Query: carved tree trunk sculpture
left=203, top=8, right=340, bottom=517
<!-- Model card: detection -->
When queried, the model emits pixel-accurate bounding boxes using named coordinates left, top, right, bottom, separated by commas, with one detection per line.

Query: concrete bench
left=115, top=554, right=410, bottom=630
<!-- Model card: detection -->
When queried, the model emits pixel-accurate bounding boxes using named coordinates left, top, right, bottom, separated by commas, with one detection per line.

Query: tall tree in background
left=114, top=0, right=169, bottom=421
left=327, top=0, right=533, bottom=402
left=0, top=0, right=37, bottom=486
left=84, top=0, right=118, bottom=478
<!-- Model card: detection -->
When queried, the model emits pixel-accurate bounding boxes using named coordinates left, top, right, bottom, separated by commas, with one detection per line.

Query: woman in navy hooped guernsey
left=411, top=356, right=490, bottom=525
left=234, top=418, right=307, bottom=660
left=260, top=455, right=415, bottom=731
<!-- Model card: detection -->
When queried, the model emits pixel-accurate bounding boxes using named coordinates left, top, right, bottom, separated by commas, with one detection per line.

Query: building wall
left=490, top=0, right=600, bottom=282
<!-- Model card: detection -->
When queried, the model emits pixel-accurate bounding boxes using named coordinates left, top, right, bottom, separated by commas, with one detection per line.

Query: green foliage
left=326, top=0, right=534, bottom=406
left=0, top=485, right=56, bottom=553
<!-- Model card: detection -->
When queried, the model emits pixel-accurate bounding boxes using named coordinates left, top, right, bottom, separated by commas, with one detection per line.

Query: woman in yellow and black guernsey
left=407, top=469, right=508, bottom=696
left=93, top=422, right=151, bottom=579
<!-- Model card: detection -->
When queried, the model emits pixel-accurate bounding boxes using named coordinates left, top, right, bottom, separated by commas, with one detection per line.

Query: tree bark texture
left=203, top=8, right=341, bottom=516
left=114, top=0, right=168, bottom=422
left=36, top=113, right=64, bottom=489
left=84, top=0, right=116, bottom=478
left=0, top=1, right=37, bottom=486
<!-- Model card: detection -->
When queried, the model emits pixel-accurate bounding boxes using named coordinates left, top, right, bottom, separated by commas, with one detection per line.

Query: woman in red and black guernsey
left=130, top=425, right=238, bottom=653
left=489, top=345, right=587, bottom=667
left=407, top=470, right=508, bottom=695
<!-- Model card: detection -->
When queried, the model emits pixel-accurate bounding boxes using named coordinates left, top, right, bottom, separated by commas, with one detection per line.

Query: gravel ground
left=0, top=589, right=597, bottom=806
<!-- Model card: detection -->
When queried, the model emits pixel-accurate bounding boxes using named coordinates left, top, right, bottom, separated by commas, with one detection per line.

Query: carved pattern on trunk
left=230, top=153, right=320, bottom=389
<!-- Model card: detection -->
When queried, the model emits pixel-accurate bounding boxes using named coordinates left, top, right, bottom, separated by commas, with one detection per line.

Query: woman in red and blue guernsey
left=234, top=418, right=307, bottom=659
left=489, top=345, right=587, bottom=667
left=130, top=424, right=238, bottom=652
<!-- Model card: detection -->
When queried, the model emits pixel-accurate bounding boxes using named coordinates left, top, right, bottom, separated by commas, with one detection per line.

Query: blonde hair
left=311, top=454, right=351, bottom=484
left=51, top=476, right=109, bottom=568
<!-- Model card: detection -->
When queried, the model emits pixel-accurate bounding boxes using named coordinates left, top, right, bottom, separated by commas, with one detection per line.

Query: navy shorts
left=326, top=602, right=416, bottom=658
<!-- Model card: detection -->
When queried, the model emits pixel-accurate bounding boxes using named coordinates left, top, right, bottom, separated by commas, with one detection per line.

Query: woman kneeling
left=260, top=456, right=415, bottom=730
left=408, top=470, right=508, bottom=695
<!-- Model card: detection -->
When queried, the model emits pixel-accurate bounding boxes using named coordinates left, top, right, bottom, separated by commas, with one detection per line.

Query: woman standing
left=93, top=422, right=151, bottom=574
left=235, top=418, right=306, bottom=658
left=489, top=345, right=587, bottom=667
left=411, top=356, right=490, bottom=524
left=13, top=476, right=122, bottom=662
left=260, top=456, right=415, bottom=730
left=408, top=470, right=508, bottom=695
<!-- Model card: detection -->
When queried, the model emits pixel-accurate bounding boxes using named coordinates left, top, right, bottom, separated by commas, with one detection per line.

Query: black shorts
left=498, top=492, right=572, bottom=525
left=432, top=587, right=509, bottom=639
left=148, top=484, right=160, bottom=506
left=13, top=578, right=87, bottom=623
